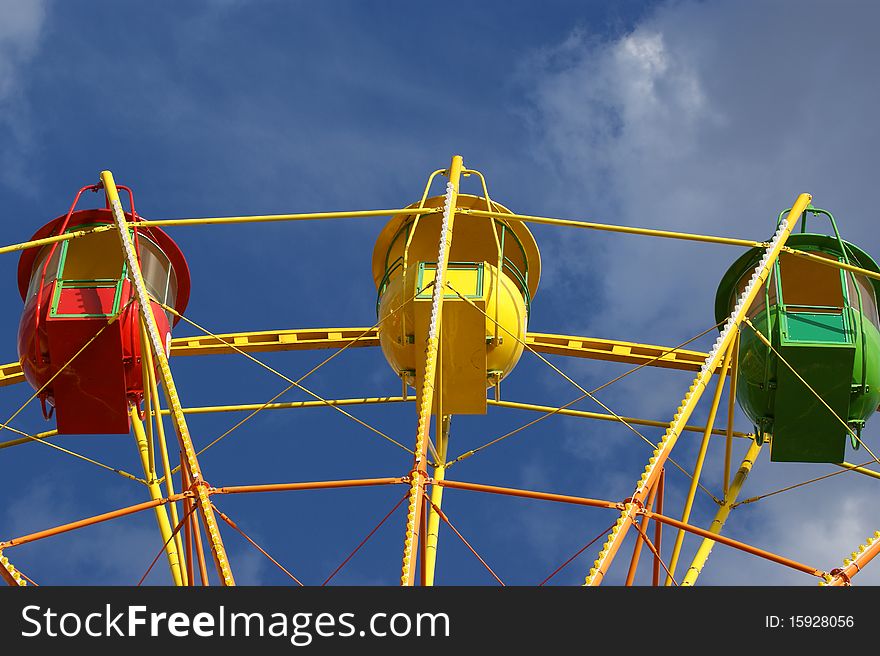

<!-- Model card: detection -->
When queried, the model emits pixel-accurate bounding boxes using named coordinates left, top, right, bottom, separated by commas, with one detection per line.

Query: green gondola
left=715, top=207, right=880, bottom=463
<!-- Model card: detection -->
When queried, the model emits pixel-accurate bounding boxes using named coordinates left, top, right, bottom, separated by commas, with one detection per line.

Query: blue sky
left=2, top=0, right=880, bottom=586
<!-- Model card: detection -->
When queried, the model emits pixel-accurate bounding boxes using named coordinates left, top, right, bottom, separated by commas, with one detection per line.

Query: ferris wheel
left=1, top=156, right=878, bottom=587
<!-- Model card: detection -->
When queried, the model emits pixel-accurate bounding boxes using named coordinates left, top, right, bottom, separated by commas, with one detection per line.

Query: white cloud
left=0, top=0, right=48, bottom=189
left=3, top=478, right=175, bottom=584
left=521, top=0, right=880, bottom=584
left=525, top=0, right=880, bottom=342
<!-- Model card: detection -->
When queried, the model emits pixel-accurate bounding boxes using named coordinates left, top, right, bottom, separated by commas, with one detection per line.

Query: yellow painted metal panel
left=414, top=297, right=488, bottom=415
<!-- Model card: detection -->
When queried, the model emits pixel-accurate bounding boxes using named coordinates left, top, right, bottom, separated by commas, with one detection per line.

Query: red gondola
left=16, top=190, right=190, bottom=434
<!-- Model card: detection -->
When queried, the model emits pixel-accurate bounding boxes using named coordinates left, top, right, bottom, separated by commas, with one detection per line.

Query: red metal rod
left=322, top=492, right=410, bottom=586
left=428, top=498, right=504, bottom=586
left=215, top=477, right=408, bottom=496
left=438, top=479, right=621, bottom=510
left=213, top=503, right=303, bottom=586
left=652, top=468, right=665, bottom=586
left=137, top=502, right=198, bottom=586
left=539, top=521, right=617, bottom=586
left=633, top=513, right=677, bottom=586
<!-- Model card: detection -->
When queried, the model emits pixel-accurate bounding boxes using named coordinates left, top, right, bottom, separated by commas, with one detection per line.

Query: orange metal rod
left=1, top=492, right=191, bottom=549
left=215, top=477, right=407, bottom=496
left=652, top=468, right=665, bottom=586
left=644, top=509, right=825, bottom=578
left=181, top=454, right=209, bottom=585
left=181, top=509, right=193, bottom=586
left=438, top=479, right=622, bottom=510
left=625, top=477, right=660, bottom=585
left=191, top=511, right=210, bottom=586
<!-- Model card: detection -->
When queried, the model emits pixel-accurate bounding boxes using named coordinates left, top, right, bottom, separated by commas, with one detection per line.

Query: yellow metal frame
left=400, top=155, right=464, bottom=586
left=583, top=192, right=813, bottom=586
left=4, top=160, right=879, bottom=588
left=665, top=340, right=736, bottom=584
left=681, top=439, right=763, bottom=585
left=103, top=170, right=235, bottom=585
left=0, top=329, right=721, bottom=389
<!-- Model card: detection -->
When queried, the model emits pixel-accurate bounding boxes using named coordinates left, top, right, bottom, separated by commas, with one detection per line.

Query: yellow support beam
left=0, top=224, right=115, bottom=256
left=782, top=245, right=880, bottom=282
left=524, top=332, right=717, bottom=373
left=583, top=192, right=812, bottom=587
left=723, top=332, right=740, bottom=496
left=0, top=329, right=724, bottom=390
left=102, top=170, right=235, bottom=586
left=129, top=406, right=185, bottom=586
left=836, top=461, right=880, bottom=481
left=400, top=155, right=463, bottom=586
left=170, top=327, right=380, bottom=357
left=141, top=318, right=188, bottom=586
left=160, top=396, right=752, bottom=439
left=167, top=397, right=408, bottom=415
left=461, top=208, right=762, bottom=248
left=665, top=340, right=735, bottom=585
left=489, top=399, right=753, bottom=439
left=424, top=415, right=450, bottom=586
left=0, top=428, right=60, bottom=450
left=134, top=207, right=440, bottom=228
left=0, top=208, right=440, bottom=259
left=0, top=362, right=25, bottom=388
left=681, top=439, right=763, bottom=585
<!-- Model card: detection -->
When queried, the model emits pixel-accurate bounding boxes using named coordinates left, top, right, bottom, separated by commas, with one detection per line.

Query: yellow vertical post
left=584, top=193, right=811, bottom=586
left=424, top=414, right=451, bottom=586
left=723, top=332, right=740, bottom=496
left=102, top=170, right=235, bottom=585
left=664, top=340, right=734, bottom=585
left=129, top=405, right=184, bottom=586
left=681, top=439, right=763, bottom=586
left=400, top=155, right=463, bottom=586
left=141, top=319, right=187, bottom=586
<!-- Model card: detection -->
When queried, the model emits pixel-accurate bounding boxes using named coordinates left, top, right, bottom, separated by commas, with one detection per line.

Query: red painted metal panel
left=45, top=317, right=129, bottom=434
left=54, top=286, right=117, bottom=316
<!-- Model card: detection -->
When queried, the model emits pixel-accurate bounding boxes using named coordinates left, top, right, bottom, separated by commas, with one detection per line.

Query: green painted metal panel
left=781, top=310, right=850, bottom=345
left=771, top=342, right=854, bottom=462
